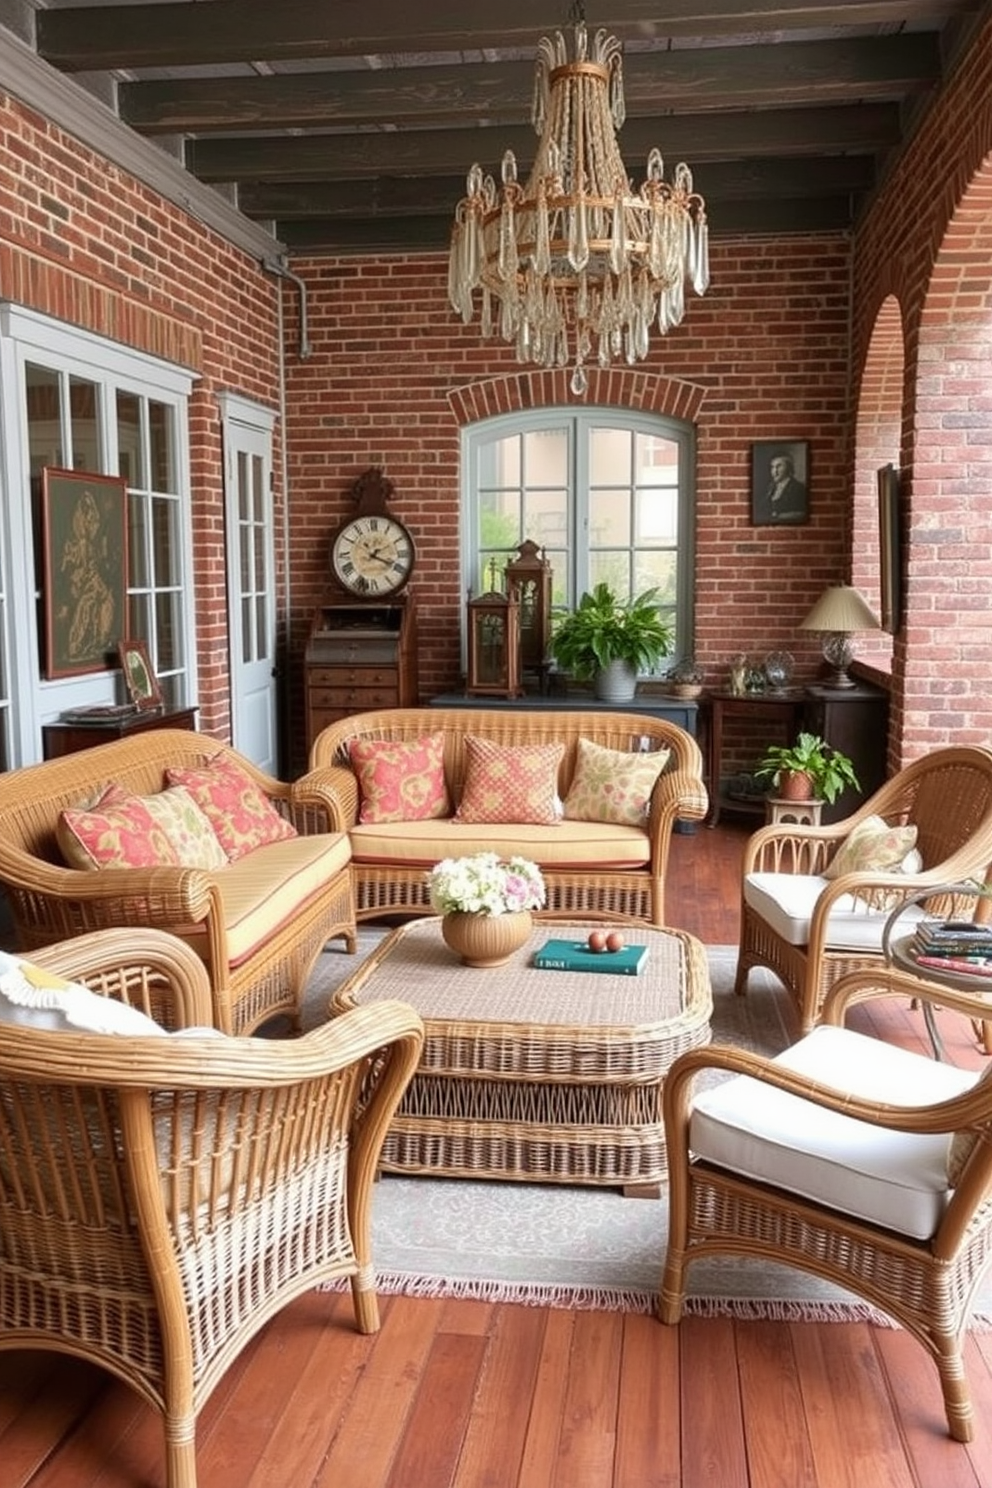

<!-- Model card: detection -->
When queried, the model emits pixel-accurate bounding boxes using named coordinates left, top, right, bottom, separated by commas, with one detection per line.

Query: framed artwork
left=877, top=463, right=901, bottom=634
left=42, top=468, right=129, bottom=679
left=118, top=639, right=163, bottom=710
left=751, top=440, right=810, bottom=526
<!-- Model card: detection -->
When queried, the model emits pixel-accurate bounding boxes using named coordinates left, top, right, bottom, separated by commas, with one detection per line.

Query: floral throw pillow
left=166, top=755, right=297, bottom=862
left=58, top=789, right=181, bottom=871
left=348, top=733, right=450, bottom=824
left=142, top=785, right=229, bottom=869
left=454, top=737, right=564, bottom=826
left=563, top=737, right=671, bottom=826
left=823, top=814, right=919, bottom=880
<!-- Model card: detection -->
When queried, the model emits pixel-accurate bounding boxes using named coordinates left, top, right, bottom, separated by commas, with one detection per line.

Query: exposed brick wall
left=0, top=96, right=283, bottom=744
left=851, top=14, right=992, bottom=765
left=283, top=237, right=853, bottom=754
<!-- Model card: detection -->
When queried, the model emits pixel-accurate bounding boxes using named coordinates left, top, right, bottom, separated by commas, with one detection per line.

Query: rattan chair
left=735, top=745, right=992, bottom=1030
left=0, top=927, right=424, bottom=1488
left=660, top=967, right=992, bottom=1442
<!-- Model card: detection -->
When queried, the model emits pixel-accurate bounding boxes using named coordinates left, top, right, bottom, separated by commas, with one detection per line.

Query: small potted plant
left=549, top=582, right=673, bottom=703
left=667, top=658, right=705, bottom=699
left=755, top=731, right=861, bottom=804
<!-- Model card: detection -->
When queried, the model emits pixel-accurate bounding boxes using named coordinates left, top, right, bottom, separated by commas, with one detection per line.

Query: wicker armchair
left=735, top=745, right=992, bottom=1030
left=660, top=967, right=992, bottom=1442
left=0, top=928, right=424, bottom=1488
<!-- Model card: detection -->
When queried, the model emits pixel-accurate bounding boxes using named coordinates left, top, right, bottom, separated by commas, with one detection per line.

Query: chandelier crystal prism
left=447, top=9, right=709, bottom=394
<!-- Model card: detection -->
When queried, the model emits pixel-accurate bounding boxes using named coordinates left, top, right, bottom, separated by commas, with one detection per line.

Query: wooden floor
left=7, top=818, right=992, bottom=1488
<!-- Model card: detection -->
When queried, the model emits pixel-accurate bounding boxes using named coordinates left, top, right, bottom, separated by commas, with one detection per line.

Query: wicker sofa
left=0, top=729, right=355, bottom=1035
left=309, top=706, right=708, bottom=926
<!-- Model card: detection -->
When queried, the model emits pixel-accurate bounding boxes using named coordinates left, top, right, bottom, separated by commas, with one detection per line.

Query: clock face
left=330, top=514, right=415, bottom=597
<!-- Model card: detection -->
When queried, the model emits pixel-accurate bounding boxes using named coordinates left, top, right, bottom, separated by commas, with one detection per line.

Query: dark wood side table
left=703, top=690, right=806, bottom=827
left=42, top=706, right=199, bottom=760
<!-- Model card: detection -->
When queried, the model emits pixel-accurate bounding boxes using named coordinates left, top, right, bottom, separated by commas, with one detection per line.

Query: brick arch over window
left=447, top=369, right=708, bottom=427
left=852, top=295, right=903, bottom=680
left=907, top=158, right=992, bottom=757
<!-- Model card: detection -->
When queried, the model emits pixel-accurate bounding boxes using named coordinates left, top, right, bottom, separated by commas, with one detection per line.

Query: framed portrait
left=41, top=468, right=128, bottom=680
left=877, top=463, right=901, bottom=634
left=118, top=639, right=163, bottom=710
left=751, top=440, right=810, bottom=526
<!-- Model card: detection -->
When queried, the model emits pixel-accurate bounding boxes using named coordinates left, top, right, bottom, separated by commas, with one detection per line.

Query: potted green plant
left=755, top=731, right=861, bottom=805
left=549, top=582, right=674, bottom=702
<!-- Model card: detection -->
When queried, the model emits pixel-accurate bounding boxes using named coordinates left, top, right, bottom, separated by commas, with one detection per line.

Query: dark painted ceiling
left=32, top=0, right=988, bottom=253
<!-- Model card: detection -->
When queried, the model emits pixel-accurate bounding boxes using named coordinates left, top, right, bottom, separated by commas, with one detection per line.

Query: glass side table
left=883, top=883, right=992, bottom=1060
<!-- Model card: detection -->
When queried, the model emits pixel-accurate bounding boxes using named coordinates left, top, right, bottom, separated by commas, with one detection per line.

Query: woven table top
left=333, top=918, right=710, bottom=1033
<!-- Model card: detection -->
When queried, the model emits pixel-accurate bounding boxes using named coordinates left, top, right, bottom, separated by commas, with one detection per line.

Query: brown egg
left=605, top=930, right=625, bottom=953
left=587, top=929, right=608, bottom=953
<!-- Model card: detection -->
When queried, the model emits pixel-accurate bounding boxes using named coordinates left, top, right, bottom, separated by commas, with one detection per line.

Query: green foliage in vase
left=549, top=583, right=674, bottom=682
left=755, top=731, right=861, bottom=805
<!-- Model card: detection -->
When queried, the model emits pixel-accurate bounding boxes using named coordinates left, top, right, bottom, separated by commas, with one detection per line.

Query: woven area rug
left=304, top=932, right=991, bottom=1324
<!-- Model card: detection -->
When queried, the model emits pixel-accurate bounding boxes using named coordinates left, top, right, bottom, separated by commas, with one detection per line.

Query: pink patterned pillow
left=166, top=755, right=297, bottom=862
left=454, top=737, right=564, bottom=826
left=348, top=734, right=450, bottom=824
left=58, top=789, right=181, bottom=871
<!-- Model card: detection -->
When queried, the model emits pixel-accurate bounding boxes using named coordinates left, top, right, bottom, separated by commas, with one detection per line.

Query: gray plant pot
left=594, top=660, right=638, bottom=703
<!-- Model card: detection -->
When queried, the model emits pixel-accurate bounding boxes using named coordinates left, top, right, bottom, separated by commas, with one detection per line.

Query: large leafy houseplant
left=549, top=583, right=673, bottom=688
left=755, top=731, right=861, bottom=805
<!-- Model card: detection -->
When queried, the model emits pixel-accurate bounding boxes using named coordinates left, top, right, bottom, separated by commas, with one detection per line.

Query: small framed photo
left=751, top=440, right=810, bottom=526
left=118, top=639, right=163, bottom=710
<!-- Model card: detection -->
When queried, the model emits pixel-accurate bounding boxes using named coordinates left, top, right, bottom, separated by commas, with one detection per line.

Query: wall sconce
left=799, top=584, right=881, bottom=689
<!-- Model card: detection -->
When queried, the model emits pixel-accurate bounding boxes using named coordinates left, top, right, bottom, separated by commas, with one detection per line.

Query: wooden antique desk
left=42, top=706, right=199, bottom=760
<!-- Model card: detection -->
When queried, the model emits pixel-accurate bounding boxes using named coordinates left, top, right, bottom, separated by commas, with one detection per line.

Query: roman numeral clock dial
left=331, top=514, right=415, bottom=596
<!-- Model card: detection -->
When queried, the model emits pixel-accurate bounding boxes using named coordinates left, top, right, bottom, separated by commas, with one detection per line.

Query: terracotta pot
left=440, top=910, right=534, bottom=968
left=778, top=769, right=815, bottom=802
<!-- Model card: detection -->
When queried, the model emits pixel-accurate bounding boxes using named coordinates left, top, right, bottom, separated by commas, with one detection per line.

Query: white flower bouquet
left=427, top=852, right=546, bottom=917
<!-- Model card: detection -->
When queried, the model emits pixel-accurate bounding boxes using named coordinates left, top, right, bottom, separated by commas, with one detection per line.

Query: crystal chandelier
left=447, top=4, right=709, bottom=395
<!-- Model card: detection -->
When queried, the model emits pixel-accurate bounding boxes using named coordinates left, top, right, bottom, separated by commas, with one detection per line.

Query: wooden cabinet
left=803, top=683, right=889, bottom=822
left=305, top=597, right=417, bottom=749
left=42, top=706, right=199, bottom=760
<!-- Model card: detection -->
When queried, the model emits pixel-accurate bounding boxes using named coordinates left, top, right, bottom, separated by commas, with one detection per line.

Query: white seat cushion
left=744, top=872, right=926, bottom=950
left=690, top=1025, right=977, bottom=1239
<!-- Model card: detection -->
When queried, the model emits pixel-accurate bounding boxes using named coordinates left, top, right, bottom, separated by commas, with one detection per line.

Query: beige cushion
left=744, top=872, right=926, bottom=950
left=690, top=1024, right=976, bottom=1239
left=348, top=818, right=651, bottom=870
left=204, top=833, right=352, bottom=966
left=142, top=785, right=229, bottom=869
left=824, top=815, right=919, bottom=878
left=562, top=737, right=671, bottom=826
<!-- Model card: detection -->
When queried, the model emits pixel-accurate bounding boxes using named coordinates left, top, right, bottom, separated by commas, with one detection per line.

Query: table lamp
left=799, top=584, right=881, bottom=688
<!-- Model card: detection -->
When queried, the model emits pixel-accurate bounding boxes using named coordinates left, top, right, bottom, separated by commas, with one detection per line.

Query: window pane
left=69, top=377, right=101, bottom=471
left=636, top=488, right=678, bottom=544
left=128, top=490, right=149, bottom=587
left=116, top=392, right=143, bottom=487
left=26, top=364, right=63, bottom=476
left=523, top=429, right=567, bottom=487
left=149, top=401, right=175, bottom=493
left=589, top=490, right=632, bottom=546
left=152, top=498, right=180, bottom=586
left=155, top=591, right=182, bottom=670
left=590, top=427, right=632, bottom=485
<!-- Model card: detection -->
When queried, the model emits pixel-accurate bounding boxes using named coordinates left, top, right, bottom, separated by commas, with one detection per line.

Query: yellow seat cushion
left=349, top=819, right=649, bottom=870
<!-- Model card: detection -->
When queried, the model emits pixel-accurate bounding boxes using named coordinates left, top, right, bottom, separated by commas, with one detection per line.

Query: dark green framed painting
left=42, top=467, right=129, bottom=679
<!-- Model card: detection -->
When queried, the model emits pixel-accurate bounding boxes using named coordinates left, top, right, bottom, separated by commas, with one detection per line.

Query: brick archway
left=447, top=368, right=708, bottom=427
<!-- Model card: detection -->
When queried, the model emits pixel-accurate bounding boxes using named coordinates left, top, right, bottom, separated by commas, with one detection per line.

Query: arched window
left=461, top=408, right=696, bottom=670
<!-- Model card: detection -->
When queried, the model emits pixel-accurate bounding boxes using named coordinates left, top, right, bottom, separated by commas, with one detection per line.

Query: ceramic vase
left=440, top=910, right=534, bottom=968
left=594, top=660, right=638, bottom=703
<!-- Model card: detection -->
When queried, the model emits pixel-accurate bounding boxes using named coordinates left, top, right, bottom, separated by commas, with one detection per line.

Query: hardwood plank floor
left=6, top=818, right=992, bottom=1488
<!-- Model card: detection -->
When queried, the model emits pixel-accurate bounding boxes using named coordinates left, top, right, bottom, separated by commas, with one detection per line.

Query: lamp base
left=820, top=667, right=857, bottom=689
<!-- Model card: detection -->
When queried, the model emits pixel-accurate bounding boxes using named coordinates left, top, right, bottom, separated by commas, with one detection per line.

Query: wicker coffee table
left=331, top=918, right=712, bottom=1195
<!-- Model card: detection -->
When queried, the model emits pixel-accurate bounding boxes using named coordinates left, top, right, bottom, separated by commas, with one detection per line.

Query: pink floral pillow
left=454, top=737, right=564, bottom=826
left=58, top=788, right=181, bottom=871
left=348, top=734, right=450, bottom=824
left=166, top=755, right=297, bottom=862
left=563, top=737, right=671, bottom=826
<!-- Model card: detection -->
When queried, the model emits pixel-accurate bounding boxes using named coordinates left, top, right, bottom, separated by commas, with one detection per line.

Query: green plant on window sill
left=548, top=583, right=674, bottom=683
left=755, top=731, right=860, bottom=805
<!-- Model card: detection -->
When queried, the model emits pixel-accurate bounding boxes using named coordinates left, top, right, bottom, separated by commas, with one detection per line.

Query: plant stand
left=765, top=796, right=824, bottom=827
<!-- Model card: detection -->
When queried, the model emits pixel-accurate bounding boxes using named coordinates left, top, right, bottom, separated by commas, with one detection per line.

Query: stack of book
left=910, top=919, right=992, bottom=978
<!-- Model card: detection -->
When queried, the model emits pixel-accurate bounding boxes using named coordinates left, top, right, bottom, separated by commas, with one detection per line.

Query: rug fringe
left=318, top=1272, right=945, bottom=1326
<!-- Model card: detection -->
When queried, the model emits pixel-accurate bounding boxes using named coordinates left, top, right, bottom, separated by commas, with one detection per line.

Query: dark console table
left=428, top=692, right=700, bottom=736
left=42, top=706, right=199, bottom=760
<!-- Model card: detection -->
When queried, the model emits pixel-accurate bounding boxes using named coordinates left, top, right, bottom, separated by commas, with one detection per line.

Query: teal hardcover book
left=532, top=939, right=648, bottom=976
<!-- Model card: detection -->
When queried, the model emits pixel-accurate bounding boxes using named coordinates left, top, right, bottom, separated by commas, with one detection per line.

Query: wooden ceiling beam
left=119, top=34, right=939, bottom=135
left=187, top=103, right=901, bottom=182
left=37, top=0, right=965, bottom=71
left=236, top=156, right=876, bottom=221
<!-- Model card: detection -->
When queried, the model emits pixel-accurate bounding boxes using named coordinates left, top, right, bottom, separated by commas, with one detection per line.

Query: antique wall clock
left=329, top=467, right=415, bottom=598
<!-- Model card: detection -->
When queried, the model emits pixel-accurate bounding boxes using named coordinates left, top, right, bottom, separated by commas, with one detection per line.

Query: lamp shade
left=799, top=585, right=880, bottom=633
